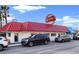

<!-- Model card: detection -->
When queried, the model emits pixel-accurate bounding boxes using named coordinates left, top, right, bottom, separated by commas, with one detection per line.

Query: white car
left=0, top=37, right=8, bottom=51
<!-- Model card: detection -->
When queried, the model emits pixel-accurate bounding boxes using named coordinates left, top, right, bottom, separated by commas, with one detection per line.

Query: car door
left=32, top=35, right=39, bottom=43
left=35, top=34, right=43, bottom=44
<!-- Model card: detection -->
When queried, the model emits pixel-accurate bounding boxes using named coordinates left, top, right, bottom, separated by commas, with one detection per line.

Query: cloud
left=64, top=20, right=79, bottom=24
left=63, top=23, right=73, bottom=27
left=63, top=16, right=79, bottom=24
left=56, top=16, right=79, bottom=29
left=63, top=16, right=70, bottom=20
left=56, top=19, right=62, bottom=21
left=56, top=16, right=71, bottom=21
left=7, top=17, right=15, bottom=22
left=13, top=5, right=46, bottom=13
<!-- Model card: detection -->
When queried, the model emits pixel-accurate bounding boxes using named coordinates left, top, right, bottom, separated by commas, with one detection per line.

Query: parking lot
left=0, top=40, right=79, bottom=54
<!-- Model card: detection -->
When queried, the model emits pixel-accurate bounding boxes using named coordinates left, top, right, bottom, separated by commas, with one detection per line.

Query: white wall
left=6, top=32, right=31, bottom=43
left=18, top=32, right=31, bottom=42
left=6, top=32, right=15, bottom=43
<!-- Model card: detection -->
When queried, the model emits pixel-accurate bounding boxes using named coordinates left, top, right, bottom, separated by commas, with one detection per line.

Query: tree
left=0, top=5, right=9, bottom=24
left=0, top=9, right=2, bottom=28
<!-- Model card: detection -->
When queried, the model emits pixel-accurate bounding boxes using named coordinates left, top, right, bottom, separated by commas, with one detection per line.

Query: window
left=31, top=35, right=35, bottom=38
left=0, top=38, right=2, bottom=40
left=45, top=33, right=49, bottom=36
left=35, top=35, right=41, bottom=39
left=8, top=33, right=11, bottom=37
left=0, top=33, right=6, bottom=37
left=76, top=34, right=79, bottom=36
left=51, top=33, right=56, bottom=36
left=35, top=34, right=43, bottom=39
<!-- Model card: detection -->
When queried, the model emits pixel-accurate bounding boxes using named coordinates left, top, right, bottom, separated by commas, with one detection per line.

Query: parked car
left=74, top=34, right=79, bottom=40
left=21, top=34, right=50, bottom=47
left=55, top=34, right=71, bottom=42
left=0, top=37, right=8, bottom=51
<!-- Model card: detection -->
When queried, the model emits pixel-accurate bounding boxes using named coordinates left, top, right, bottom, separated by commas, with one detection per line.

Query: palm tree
left=0, top=10, right=2, bottom=28
left=1, top=5, right=9, bottom=24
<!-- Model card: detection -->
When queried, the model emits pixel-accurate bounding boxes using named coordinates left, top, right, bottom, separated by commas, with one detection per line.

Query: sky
left=7, top=5, right=79, bottom=30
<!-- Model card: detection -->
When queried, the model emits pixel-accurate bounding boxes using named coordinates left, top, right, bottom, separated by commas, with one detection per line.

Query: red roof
left=0, top=22, right=68, bottom=32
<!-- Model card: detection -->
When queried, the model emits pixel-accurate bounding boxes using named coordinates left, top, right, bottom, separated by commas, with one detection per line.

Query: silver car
left=74, top=34, right=79, bottom=40
left=55, top=34, right=71, bottom=42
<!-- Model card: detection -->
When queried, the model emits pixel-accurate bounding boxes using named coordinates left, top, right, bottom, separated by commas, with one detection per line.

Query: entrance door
left=14, top=33, right=18, bottom=42
left=50, top=33, right=57, bottom=41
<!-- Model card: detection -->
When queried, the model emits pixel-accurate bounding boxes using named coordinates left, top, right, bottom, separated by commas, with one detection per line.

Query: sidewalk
left=8, top=42, right=21, bottom=47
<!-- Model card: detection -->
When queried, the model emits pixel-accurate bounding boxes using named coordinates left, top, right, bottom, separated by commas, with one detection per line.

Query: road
left=1, top=40, right=79, bottom=54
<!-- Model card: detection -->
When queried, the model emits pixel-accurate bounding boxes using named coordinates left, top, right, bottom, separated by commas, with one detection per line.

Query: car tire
left=44, top=40, right=48, bottom=45
left=55, top=38, right=58, bottom=42
left=0, top=45, right=3, bottom=51
left=73, top=37, right=75, bottom=40
left=22, top=43, right=26, bottom=47
left=28, top=42, right=33, bottom=47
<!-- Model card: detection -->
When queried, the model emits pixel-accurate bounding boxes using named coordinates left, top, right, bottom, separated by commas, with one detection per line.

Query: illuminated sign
left=45, top=14, right=56, bottom=23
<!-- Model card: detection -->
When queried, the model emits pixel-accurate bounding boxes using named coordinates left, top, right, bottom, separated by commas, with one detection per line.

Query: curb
left=8, top=44, right=21, bottom=47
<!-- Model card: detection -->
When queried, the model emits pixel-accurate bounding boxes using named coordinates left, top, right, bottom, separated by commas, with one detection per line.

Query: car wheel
left=22, top=43, right=26, bottom=47
left=74, top=37, right=76, bottom=40
left=0, top=45, right=3, bottom=51
left=44, top=40, right=48, bottom=45
left=28, top=42, right=33, bottom=47
left=55, top=38, right=58, bottom=42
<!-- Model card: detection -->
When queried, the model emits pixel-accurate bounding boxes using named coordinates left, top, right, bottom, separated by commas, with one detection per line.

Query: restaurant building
left=0, top=21, right=68, bottom=43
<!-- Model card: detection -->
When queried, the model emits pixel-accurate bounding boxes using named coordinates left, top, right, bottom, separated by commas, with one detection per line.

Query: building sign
left=45, top=14, right=56, bottom=24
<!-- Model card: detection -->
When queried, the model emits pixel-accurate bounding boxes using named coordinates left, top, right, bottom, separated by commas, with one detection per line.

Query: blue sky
left=7, top=5, right=79, bottom=30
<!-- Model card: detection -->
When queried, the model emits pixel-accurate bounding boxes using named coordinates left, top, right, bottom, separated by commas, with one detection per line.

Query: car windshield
left=30, top=35, right=36, bottom=38
left=0, top=38, right=2, bottom=40
left=76, top=34, right=79, bottom=36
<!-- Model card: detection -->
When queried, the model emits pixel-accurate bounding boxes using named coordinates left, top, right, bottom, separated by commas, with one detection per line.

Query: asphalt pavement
left=1, top=40, right=79, bottom=54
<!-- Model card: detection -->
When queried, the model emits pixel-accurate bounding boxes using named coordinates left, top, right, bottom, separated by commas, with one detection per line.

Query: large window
left=0, top=38, right=2, bottom=40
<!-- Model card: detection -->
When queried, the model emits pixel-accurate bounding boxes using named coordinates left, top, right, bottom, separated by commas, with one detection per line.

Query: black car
left=21, top=34, right=50, bottom=47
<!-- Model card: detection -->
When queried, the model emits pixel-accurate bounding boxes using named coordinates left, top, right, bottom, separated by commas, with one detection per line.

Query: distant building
left=0, top=22, right=68, bottom=43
